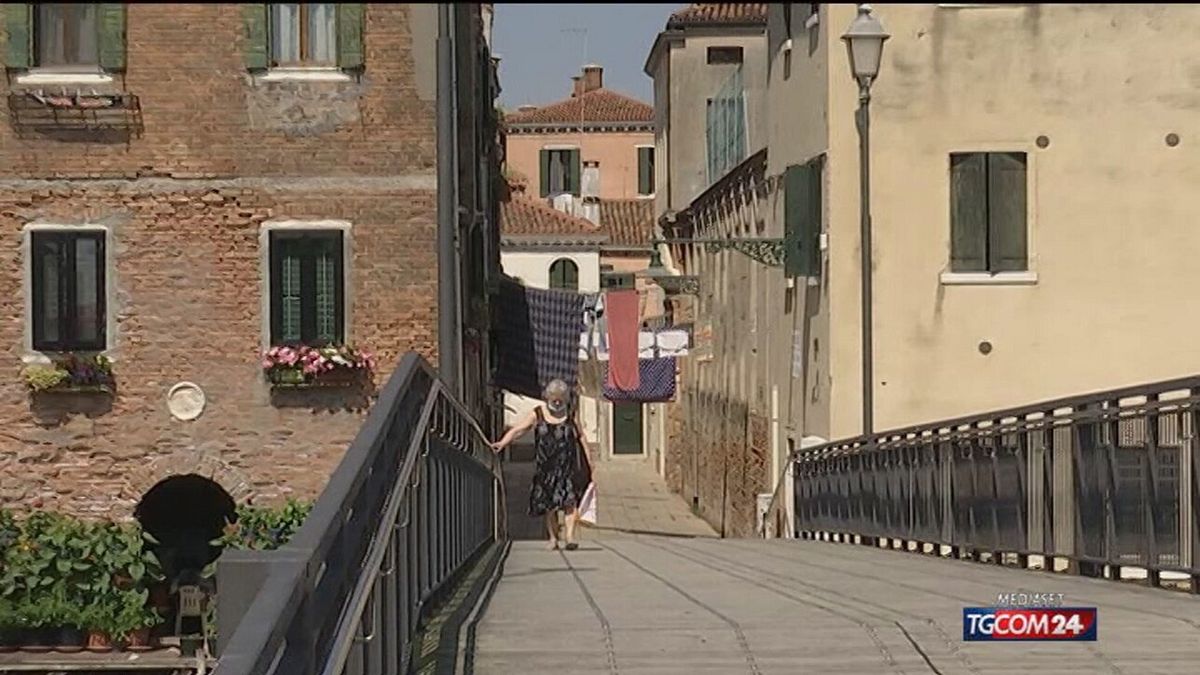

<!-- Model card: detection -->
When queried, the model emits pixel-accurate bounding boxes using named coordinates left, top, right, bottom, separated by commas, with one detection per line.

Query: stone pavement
left=469, top=460, right=1200, bottom=674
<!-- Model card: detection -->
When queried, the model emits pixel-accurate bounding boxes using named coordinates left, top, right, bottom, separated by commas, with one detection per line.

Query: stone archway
left=135, top=474, right=237, bottom=586
left=122, top=447, right=255, bottom=508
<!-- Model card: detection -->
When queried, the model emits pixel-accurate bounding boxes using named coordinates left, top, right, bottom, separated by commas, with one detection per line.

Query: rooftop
left=504, top=65, right=653, bottom=128
left=666, top=3, right=769, bottom=28
left=500, top=185, right=605, bottom=243
left=599, top=199, right=656, bottom=248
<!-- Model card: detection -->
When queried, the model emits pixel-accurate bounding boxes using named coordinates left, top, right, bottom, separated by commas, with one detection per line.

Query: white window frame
left=259, top=219, right=354, bottom=351
left=258, top=3, right=351, bottom=82
left=22, top=222, right=116, bottom=364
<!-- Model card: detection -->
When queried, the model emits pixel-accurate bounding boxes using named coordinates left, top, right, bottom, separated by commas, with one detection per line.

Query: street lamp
left=842, top=4, right=888, bottom=438
left=639, top=247, right=700, bottom=296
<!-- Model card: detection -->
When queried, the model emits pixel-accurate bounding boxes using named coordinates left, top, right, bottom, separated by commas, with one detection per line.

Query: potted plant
left=262, top=344, right=375, bottom=388
left=113, top=588, right=160, bottom=652
left=18, top=596, right=57, bottom=653
left=80, top=599, right=117, bottom=652
left=22, top=353, right=115, bottom=394
left=0, top=598, right=24, bottom=653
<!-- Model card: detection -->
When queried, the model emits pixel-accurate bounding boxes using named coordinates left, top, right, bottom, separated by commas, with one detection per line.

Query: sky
left=492, top=3, right=682, bottom=110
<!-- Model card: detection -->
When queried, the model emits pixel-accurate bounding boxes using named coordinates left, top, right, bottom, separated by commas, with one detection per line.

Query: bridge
left=211, top=354, right=1200, bottom=674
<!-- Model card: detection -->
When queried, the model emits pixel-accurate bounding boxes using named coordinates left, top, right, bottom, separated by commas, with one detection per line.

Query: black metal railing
left=214, top=353, right=504, bottom=674
left=789, top=375, right=1200, bottom=586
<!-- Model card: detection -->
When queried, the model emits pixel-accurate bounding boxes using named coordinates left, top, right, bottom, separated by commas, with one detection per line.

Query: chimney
left=582, top=64, right=603, bottom=93
left=571, top=75, right=583, bottom=98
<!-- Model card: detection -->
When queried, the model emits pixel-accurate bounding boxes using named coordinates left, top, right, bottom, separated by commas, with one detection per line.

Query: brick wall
left=0, top=4, right=462, bottom=517
left=665, top=362, right=767, bottom=537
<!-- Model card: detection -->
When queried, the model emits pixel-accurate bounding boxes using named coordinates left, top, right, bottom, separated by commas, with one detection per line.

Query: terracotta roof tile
left=667, top=3, right=768, bottom=27
left=505, top=88, right=654, bottom=126
left=500, top=191, right=603, bottom=240
left=599, top=199, right=655, bottom=247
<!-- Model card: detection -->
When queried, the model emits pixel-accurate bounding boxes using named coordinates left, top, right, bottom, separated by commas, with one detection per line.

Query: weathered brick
left=0, top=4, right=450, bottom=518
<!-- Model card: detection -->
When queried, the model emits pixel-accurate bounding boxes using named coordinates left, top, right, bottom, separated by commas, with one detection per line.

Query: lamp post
left=842, top=4, right=888, bottom=438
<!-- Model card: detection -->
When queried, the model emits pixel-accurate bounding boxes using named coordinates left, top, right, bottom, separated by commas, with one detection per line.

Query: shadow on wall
left=30, top=391, right=114, bottom=427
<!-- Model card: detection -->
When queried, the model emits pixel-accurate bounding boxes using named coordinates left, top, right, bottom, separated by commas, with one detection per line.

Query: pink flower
left=261, top=358, right=273, bottom=369
left=278, top=347, right=298, bottom=365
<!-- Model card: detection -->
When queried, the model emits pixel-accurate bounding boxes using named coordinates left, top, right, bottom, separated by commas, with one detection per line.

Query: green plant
left=78, top=599, right=118, bottom=636
left=110, top=588, right=159, bottom=641
left=222, top=501, right=313, bottom=551
left=21, top=365, right=68, bottom=392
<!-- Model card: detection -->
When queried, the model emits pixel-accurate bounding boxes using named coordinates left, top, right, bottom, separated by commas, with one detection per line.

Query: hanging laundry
left=654, top=329, right=690, bottom=357
left=602, top=358, right=677, bottom=403
left=637, top=331, right=656, bottom=359
left=605, top=289, right=640, bottom=391
left=493, top=278, right=593, bottom=399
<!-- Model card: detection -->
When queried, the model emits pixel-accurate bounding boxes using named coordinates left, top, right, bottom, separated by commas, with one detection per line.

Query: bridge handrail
left=788, top=372, right=1200, bottom=582
left=215, top=352, right=503, bottom=674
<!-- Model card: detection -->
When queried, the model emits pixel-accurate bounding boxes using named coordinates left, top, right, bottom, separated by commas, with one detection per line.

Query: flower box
left=262, top=345, right=376, bottom=389
left=22, top=354, right=115, bottom=395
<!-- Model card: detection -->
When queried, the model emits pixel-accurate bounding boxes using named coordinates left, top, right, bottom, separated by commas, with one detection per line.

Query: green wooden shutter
left=949, top=153, right=988, bottom=272
left=638, top=147, right=654, bottom=195
left=784, top=162, right=819, bottom=278
left=987, top=152, right=1028, bottom=272
left=336, top=3, right=364, bottom=70
left=539, top=149, right=551, bottom=197
left=568, top=149, right=581, bottom=196
left=97, top=3, right=126, bottom=71
left=243, top=3, right=269, bottom=70
left=3, top=3, right=31, bottom=69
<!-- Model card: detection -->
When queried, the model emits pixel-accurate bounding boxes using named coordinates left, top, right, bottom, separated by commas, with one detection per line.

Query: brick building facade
left=0, top=4, right=500, bottom=517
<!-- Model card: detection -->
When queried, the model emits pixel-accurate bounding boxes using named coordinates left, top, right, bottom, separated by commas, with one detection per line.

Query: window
left=637, top=146, right=655, bottom=196
left=539, top=148, right=581, bottom=197
left=35, top=3, right=98, bottom=68
left=548, top=259, right=579, bottom=292
left=31, top=230, right=106, bottom=352
left=949, top=152, right=1028, bottom=273
left=270, top=3, right=337, bottom=66
left=269, top=230, right=345, bottom=345
left=707, top=46, right=743, bottom=65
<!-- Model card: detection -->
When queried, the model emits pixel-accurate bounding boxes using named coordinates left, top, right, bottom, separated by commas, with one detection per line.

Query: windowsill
left=939, top=271, right=1038, bottom=286
left=636, top=194, right=655, bottom=200
left=14, top=70, right=114, bottom=86
left=256, top=67, right=352, bottom=82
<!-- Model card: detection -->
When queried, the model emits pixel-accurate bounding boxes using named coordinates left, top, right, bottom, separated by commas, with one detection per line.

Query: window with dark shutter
left=245, top=3, right=363, bottom=71
left=949, top=152, right=1028, bottom=273
left=637, top=146, right=655, bottom=196
left=31, top=230, right=107, bottom=352
left=707, top=46, right=743, bottom=65
left=542, top=148, right=581, bottom=196
left=549, top=258, right=579, bottom=291
left=269, top=230, right=345, bottom=346
left=784, top=156, right=822, bottom=278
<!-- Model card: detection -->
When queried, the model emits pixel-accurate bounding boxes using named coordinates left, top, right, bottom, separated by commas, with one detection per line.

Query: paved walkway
left=471, top=460, right=1200, bottom=674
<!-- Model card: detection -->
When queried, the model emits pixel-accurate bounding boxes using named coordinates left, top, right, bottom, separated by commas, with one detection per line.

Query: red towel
left=605, top=289, right=640, bottom=391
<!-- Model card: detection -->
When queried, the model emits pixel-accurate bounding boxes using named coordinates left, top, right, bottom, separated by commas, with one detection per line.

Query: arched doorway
left=134, top=474, right=238, bottom=587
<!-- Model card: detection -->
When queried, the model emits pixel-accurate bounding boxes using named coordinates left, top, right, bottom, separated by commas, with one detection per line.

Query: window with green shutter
left=637, top=146, right=655, bottom=196
left=783, top=156, right=822, bottom=278
left=548, top=258, right=579, bottom=292
left=244, top=3, right=364, bottom=71
left=949, top=152, right=1028, bottom=273
left=541, top=148, right=581, bottom=197
left=269, top=230, right=345, bottom=346
left=5, top=3, right=126, bottom=71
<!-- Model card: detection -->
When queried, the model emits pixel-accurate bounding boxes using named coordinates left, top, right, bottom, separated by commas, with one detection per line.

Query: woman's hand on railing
left=489, top=440, right=506, bottom=453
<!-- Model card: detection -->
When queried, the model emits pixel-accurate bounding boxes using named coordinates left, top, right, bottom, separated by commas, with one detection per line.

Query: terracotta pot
left=125, top=627, right=155, bottom=652
left=85, top=630, right=114, bottom=652
left=54, top=627, right=85, bottom=653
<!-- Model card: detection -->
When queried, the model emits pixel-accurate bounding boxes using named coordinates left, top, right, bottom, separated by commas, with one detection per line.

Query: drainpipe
left=437, top=3, right=462, bottom=395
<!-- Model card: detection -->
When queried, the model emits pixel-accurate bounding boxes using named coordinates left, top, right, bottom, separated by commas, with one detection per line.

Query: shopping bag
left=578, top=482, right=597, bottom=525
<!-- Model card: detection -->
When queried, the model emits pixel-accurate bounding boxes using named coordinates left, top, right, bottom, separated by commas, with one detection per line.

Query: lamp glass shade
left=841, top=6, right=889, bottom=84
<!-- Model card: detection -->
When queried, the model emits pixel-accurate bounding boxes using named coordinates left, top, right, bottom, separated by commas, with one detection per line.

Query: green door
left=612, top=402, right=644, bottom=455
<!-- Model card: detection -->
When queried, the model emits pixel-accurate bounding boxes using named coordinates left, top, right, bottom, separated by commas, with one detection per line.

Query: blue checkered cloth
left=602, top=357, right=677, bottom=403
left=494, top=278, right=594, bottom=399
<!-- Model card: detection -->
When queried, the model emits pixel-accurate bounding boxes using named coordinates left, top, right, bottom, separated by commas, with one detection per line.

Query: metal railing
left=789, top=375, right=1200, bottom=587
left=214, top=353, right=504, bottom=674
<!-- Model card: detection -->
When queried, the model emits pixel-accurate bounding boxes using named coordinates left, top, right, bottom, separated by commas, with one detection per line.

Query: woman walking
left=492, top=380, right=593, bottom=550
